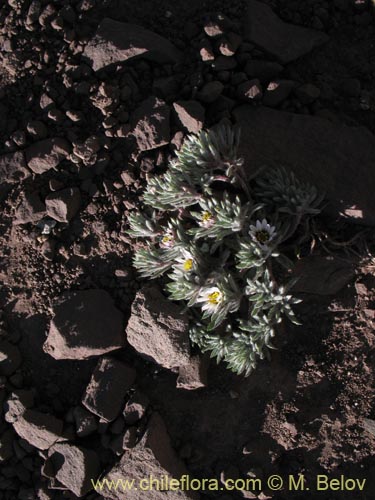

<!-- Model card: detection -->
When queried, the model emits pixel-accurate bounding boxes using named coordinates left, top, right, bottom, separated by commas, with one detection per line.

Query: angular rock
left=263, top=80, right=295, bottom=107
left=204, top=20, right=225, bottom=38
left=0, top=151, right=30, bottom=184
left=45, top=187, right=81, bottom=222
left=123, top=392, right=149, bottom=425
left=73, top=407, right=98, bottom=438
left=25, top=138, right=71, bottom=174
left=203, top=13, right=232, bottom=37
left=200, top=42, right=215, bottom=62
left=177, top=355, right=209, bottom=390
left=27, top=120, right=48, bottom=140
left=73, top=136, right=101, bottom=163
left=245, top=0, right=329, bottom=63
left=12, top=410, right=65, bottom=450
left=233, top=106, right=375, bottom=225
left=82, top=357, right=136, bottom=422
left=102, top=413, right=197, bottom=500
left=44, top=289, right=125, bottom=360
left=11, top=130, right=27, bottom=148
left=126, top=286, right=190, bottom=370
left=219, top=32, right=242, bottom=56
left=173, top=100, right=205, bottom=133
left=39, top=5, right=57, bottom=28
left=291, top=256, right=355, bottom=295
left=4, top=390, right=34, bottom=424
left=13, top=192, right=46, bottom=225
left=130, top=97, right=170, bottom=151
left=0, top=340, right=22, bottom=376
left=84, top=18, right=182, bottom=72
left=237, top=79, right=263, bottom=102
left=44, top=443, right=100, bottom=497
left=40, top=93, right=54, bottom=110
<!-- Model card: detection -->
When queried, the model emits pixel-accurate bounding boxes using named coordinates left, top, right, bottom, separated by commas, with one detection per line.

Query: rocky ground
left=1, top=0, right=375, bottom=499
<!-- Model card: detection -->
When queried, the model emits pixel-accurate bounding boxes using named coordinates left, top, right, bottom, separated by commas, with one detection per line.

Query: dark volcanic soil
left=1, top=1, right=375, bottom=499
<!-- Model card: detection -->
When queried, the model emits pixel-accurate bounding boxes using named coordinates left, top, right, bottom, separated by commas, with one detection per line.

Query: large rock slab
left=44, top=289, right=125, bottom=360
left=245, top=0, right=329, bottom=63
left=84, top=18, right=182, bottom=72
left=12, top=409, right=65, bottom=450
left=101, top=413, right=197, bottom=500
left=126, top=286, right=190, bottom=370
left=0, top=151, right=30, bottom=184
left=130, top=97, right=170, bottom=151
left=233, top=105, right=375, bottom=226
left=82, top=357, right=136, bottom=422
left=44, top=443, right=100, bottom=497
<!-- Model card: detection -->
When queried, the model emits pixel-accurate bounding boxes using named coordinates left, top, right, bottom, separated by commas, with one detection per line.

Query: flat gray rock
left=45, top=187, right=81, bottom=222
left=233, top=105, right=375, bottom=226
left=44, top=289, right=125, bottom=360
left=84, top=18, right=182, bottom=72
left=245, top=0, right=329, bottom=63
left=126, top=286, right=190, bottom=370
left=101, top=413, right=197, bottom=500
left=173, top=100, right=205, bottom=134
left=177, top=355, right=209, bottom=391
left=130, top=97, right=170, bottom=151
left=82, top=357, right=136, bottom=422
left=44, top=443, right=100, bottom=497
left=12, top=409, right=65, bottom=450
left=25, top=138, right=71, bottom=174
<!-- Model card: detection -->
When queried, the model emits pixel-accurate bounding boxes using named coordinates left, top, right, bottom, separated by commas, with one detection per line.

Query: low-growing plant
left=127, top=123, right=323, bottom=376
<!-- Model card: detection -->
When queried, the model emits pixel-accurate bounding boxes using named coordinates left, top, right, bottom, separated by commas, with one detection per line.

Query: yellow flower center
left=162, top=235, right=173, bottom=245
left=255, top=230, right=270, bottom=244
left=202, top=211, right=213, bottom=223
left=183, top=259, right=193, bottom=271
left=208, top=291, right=221, bottom=305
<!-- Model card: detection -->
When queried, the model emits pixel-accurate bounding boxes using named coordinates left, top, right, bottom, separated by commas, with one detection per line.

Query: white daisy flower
left=249, top=219, right=276, bottom=251
left=199, top=210, right=215, bottom=228
left=160, top=230, right=174, bottom=248
left=175, top=250, right=195, bottom=272
left=196, top=286, right=223, bottom=314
